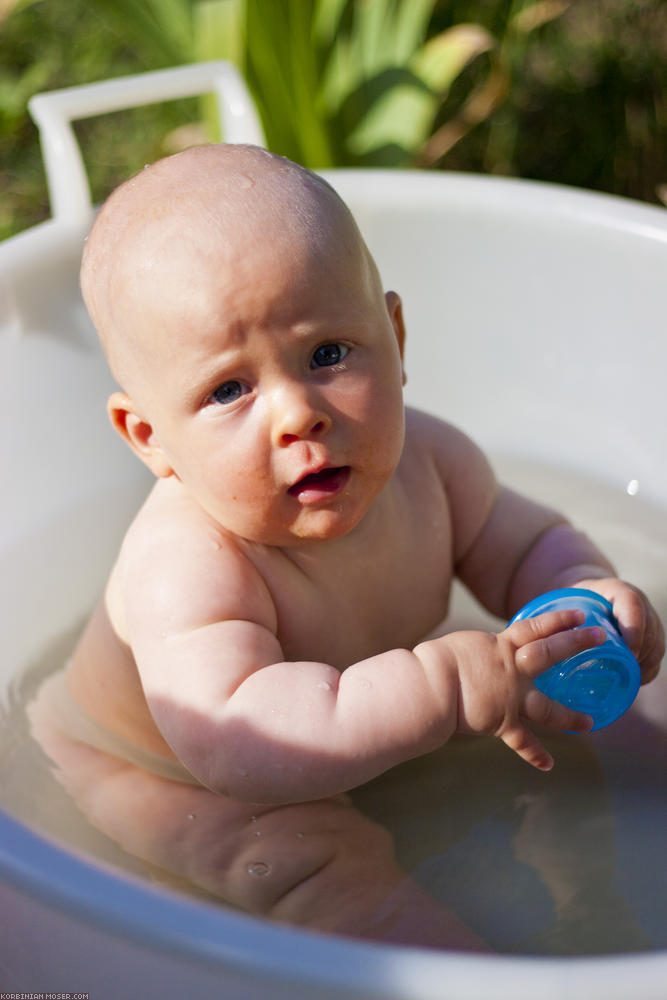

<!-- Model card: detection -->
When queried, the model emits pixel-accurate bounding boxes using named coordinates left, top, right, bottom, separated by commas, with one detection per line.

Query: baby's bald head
left=80, top=144, right=376, bottom=401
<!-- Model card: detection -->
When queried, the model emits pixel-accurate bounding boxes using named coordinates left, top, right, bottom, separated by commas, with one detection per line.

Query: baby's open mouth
left=288, top=466, right=351, bottom=499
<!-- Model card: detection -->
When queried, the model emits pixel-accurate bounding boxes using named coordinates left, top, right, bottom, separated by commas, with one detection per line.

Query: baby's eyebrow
left=178, top=351, right=245, bottom=406
left=288, top=317, right=372, bottom=345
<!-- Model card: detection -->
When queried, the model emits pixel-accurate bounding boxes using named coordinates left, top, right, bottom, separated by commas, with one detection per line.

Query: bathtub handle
left=28, top=61, right=265, bottom=227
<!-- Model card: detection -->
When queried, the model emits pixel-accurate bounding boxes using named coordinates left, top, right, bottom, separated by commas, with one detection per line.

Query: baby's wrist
left=548, top=567, right=614, bottom=590
left=412, top=638, right=460, bottom=728
left=507, top=524, right=615, bottom=615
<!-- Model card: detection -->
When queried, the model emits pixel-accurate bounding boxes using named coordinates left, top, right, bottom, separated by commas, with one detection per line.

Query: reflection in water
left=351, top=717, right=665, bottom=954
left=19, top=661, right=484, bottom=952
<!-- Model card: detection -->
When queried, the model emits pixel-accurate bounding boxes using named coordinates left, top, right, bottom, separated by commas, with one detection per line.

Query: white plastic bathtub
left=1, top=63, right=666, bottom=999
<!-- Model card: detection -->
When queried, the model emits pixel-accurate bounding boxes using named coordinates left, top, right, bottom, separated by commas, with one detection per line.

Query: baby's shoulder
left=403, top=406, right=490, bottom=479
left=401, top=407, right=498, bottom=559
left=114, top=480, right=276, bottom=637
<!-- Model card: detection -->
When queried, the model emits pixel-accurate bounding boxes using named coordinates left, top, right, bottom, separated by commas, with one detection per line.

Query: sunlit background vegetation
left=1, top=0, right=665, bottom=240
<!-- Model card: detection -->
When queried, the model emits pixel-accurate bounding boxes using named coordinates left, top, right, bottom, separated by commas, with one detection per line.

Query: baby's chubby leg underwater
left=27, top=671, right=485, bottom=951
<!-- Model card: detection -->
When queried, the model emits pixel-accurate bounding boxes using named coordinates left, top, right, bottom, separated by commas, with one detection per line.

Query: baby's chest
left=274, top=523, right=454, bottom=668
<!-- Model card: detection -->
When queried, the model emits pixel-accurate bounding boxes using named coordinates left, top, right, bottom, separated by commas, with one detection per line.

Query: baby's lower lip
left=288, top=466, right=351, bottom=502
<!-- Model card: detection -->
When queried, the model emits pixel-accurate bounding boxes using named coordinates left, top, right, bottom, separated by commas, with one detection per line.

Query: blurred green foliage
left=1, top=0, right=665, bottom=240
left=434, top=0, right=667, bottom=203
left=211, top=0, right=504, bottom=168
left=0, top=0, right=199, bottom=237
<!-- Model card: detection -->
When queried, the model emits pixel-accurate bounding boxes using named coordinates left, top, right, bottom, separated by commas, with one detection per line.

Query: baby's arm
left=122, top=518, right=601, bottom=803
left=439, top=422, right=664, bottom=684
left=510, top=529, right=664, bottom=684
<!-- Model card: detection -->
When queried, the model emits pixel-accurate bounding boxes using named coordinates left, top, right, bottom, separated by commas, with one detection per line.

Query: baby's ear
left=107, top=392, right=174, bottom=478
left=385, top=290, right=407, bottom=385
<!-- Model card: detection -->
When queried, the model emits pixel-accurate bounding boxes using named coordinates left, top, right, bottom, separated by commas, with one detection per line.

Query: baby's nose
left=271, top=387, right=332, bottom=446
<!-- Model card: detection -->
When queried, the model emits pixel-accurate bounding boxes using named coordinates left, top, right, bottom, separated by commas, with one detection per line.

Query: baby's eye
left=311, top=343, right=349, bottom=368
left=210, top=380, right=248, bottom=405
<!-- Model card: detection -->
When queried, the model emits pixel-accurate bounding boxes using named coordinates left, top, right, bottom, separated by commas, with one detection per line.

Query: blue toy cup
left=509, top=588, right=641, bottom=731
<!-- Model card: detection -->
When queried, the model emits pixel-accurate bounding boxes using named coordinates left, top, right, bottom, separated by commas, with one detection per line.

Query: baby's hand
left=572, top=578, right=664, bottom=685
left=416, top=610, right=604, bottom=771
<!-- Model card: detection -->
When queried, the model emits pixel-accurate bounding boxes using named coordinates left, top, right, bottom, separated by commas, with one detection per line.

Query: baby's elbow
left=178, top=744, right=319, bottom=805
left=197, top=769, right=326, bottom=805
left=167, top=707, right=352, bottom=804
left=172, top=744, right=264, bottom=802
left=188, top=749, right=355, bottom=805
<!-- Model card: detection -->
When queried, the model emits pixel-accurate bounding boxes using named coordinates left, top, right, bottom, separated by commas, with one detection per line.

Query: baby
left=29, top=143, right=663, bottom=945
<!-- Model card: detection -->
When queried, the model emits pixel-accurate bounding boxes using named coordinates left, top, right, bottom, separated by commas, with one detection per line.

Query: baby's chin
left=232, top=502, right=373, bottom=549
left=258, top=511, right=368, bottom=547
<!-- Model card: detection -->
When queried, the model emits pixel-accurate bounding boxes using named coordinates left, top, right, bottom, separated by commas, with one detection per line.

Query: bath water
left=1, top=460, right=666, bottom=955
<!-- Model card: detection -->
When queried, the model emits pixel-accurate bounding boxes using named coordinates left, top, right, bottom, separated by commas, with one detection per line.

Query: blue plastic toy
left=509, top=587, right=641, bottom=731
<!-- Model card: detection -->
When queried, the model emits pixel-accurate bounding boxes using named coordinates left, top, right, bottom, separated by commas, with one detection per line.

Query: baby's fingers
left=522, top=687, right=593, bottom=737
left=500, top=722, right=554, bottom=772
left=500, top=689, right=593, bottom=771
left=507, top=608, right=585, bottom=647
left=501, top=694, right=592, bottom=771
left=510, top=617, right=605, bottom=678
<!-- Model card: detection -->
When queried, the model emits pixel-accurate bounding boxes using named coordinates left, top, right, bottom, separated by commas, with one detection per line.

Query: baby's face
left=122, top=204, right=406, bottom=546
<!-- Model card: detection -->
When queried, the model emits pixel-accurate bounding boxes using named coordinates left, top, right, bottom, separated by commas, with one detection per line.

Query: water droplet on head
left=237, top=174, right=255, bottom=190
left=317, top=681, right=331, bottom=691
left=247, top=860, right=272, bottom=877
left=187, top=812, right=197, bottom=820
left=626, top=479, right=640, bottom=496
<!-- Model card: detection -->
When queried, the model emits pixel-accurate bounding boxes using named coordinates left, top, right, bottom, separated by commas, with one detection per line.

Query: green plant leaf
left=194, top=0, right=244, bottom=65
left=354, top=0, right=393, bottom=77
left=193, top=0, right=246, bottom=141
left=345, top=77, right=434, bottom=156
left=346, top=22, right=497, bottom=158
left=312, top=0, right=348, bottom=48
left=418, top=57, right=509, bottom=166
left=392, top=0, right=439, bottom=63
left=242, top=0, right=333, bottom=166
left=337, top=64, right=428, bottom=139
left=510, top=0, right=571, bottom=35
left=413, top=24, right=496, bottom=94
